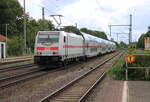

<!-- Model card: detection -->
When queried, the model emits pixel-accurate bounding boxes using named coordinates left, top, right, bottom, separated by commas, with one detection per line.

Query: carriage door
left=64, top=36, right=68, bottom=57
left=1, top=44, right=4, bottom=58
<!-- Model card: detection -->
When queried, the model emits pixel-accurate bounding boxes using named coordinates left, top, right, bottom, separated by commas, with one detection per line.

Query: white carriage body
left=34, top=31, right=84, bottom=63
left=34, top=31, right=116, bottom=65
left=81, top=32, right=116, bottom=57
left=81, top=32, right=100, bottom=57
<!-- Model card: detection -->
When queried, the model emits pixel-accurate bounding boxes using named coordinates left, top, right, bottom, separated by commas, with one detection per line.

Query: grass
left=108, top=58, right=126, bottom=80
left=127, top=49, right=150, bottom=54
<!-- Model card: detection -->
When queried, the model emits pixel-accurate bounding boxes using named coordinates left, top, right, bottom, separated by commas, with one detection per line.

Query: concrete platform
left=85, top=76, right=150, bottom=102
left=128, top=81, right=150, bottom=102
left=93, top=80, right=124, bottom=102
left=85, top=76, right=124, bottom=102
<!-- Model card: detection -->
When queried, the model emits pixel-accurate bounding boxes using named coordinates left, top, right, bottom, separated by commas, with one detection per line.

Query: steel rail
left=0, top=57, right=90, bottom=89
left=77, top=72, right=106, bottom=102
left=0, top=67, right=42, bottom=82
left=0, top=68, right=43, bottom=88
left=77, top=52, right=123, bottom=102
left=39, top=51, right=123, bottom=102
left=0, top=64, right=35, bottom=73
left=0, top=67, right=66, bottom=89
left=0, top=57, right=32, bottom=65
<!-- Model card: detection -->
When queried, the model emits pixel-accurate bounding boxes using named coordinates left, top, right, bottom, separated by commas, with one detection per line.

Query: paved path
left=85, top=76, right=124, bottom=102
left=86, top=76, right=150, bottom=102
left=128, top=81, right=150, bottom=102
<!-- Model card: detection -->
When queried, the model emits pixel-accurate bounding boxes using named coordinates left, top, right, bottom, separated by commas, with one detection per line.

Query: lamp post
left=5, top=24, right=9, bottom=57
left=23, top=0, right=27, bottom=53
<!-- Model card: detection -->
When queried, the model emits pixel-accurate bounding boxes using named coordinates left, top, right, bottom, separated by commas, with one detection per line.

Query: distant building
left=0, top=42, right=6, bottom=59
left=145, top=37, right=150, bottom=50
left=128, top=42, right=137, bottom=49
left=0, top=34, right=7, bottom=42
left=0, top=34, right=6, bottom=59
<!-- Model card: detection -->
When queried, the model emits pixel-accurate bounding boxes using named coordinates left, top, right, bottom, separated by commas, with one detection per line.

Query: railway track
left=0, top=64, right=66, bottom=89
left=0, top=67, right=44, bottom=88
left=0, top=56, right=32, bottom=66
left=39, top=51, right=123, bottom=102
left=0, top=64, right=35, bottom=73
left=0, top=57, right=85, bottom=89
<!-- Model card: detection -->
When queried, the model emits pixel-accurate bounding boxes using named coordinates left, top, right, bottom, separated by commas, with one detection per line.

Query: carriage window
left=90, top=47, right=97, bottom=52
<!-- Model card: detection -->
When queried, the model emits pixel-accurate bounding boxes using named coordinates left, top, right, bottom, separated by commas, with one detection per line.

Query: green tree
left=148, top=26, right=150, bottom=31
left=7, top=35, right=23, bottom=56
left=0, top=0, right=23, bottom=36
left=27, top=19, right=54, bottom=52
left=60, top=26, right=81, bottom=35
left=137, top=26, right=150, bottom=48
left=80, top=28, right=93, bottom=34
left=120, top=41, right=127, bottom=48
left=37, top=19, right=54, bottom=31
left=93, top=31, right=108, bottom=39
left=80, top=27, right=108, bottom=39
left=137, top=34, right=145, bottom=48
left=0, top=0, right=55, bottom=56
left=145, top=30, right=150, bottom=37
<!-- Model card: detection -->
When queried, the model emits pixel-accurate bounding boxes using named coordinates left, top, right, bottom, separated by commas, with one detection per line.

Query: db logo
left=125, top=54, right=136, bottom=63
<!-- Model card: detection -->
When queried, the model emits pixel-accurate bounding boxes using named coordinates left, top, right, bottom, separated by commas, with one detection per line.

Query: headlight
left=53, top=52, right=59, bottom=55
left=37, top=52, right=42, bottom=55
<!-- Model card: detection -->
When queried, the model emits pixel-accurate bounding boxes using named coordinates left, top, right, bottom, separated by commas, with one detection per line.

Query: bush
left=108, top=59, right=126, bottom=80
left=7, top=35, right=23, bottom=56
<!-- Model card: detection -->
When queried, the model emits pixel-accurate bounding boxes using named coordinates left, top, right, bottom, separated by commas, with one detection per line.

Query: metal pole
left=130, top=14, right=132, bottom=44
left=75, top=23, right=77, bottom=28
left=23, top=0, right=27, bottom=53
left=117, top=33, right=118, bottom=43
left=110, top=25, right=111, bottom=36
left=108, top=22, right=131, bottom=43
left=5, top=24, right=8, bottom=58
left=126, top=69, right=128, bottom=81
left=42, top=7, right=45, bottom=20
left=50, top=14, right=63, bottom=28
left=126, top=61, right=128, bottom=80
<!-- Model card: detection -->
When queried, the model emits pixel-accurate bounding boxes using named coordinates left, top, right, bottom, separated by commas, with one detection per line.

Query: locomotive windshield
left=37, top=34, right=59, bottom=43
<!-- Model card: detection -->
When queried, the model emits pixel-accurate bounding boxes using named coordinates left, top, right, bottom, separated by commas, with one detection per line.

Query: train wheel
left=62, top=60, right=67, bottom=67
left=84, top=56, right=87, bottom=62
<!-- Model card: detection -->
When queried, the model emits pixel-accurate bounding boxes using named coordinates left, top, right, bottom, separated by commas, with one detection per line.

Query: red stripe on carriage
left=63, top=45, right=83, bottom=48
left=36, top=47, right=45, bottom=50
left=63, top=45, right=111, bottom=48
left=36, top=46, right=112, bottom=50
left=36, top=47, right=58, bottom=50
left=50, top=47, right=59, bottom=50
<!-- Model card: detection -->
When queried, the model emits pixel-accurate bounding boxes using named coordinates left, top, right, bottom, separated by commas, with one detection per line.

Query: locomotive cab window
left=37, top=33, right=59, bottom=43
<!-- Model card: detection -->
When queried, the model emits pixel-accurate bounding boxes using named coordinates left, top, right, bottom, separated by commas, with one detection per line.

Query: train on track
left=34, top=31, right=116, bottom=66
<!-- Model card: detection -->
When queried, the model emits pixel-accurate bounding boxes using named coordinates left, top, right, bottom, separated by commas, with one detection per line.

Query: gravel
left=0, top=52, right=117, bottom=102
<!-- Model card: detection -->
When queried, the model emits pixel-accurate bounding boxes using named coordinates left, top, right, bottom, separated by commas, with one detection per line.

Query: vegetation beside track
left=108, top=56, right=126, bottom=80
left=127, top=49, right=150, bottom=54
left=108, top=49, right=150, bottom=80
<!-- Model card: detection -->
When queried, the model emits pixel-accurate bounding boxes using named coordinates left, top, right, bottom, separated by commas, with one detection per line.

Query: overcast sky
left=18, top=0, right=150, bottom=43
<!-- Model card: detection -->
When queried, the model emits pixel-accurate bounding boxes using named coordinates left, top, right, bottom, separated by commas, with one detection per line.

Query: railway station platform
left=128, top=81, right=150, bottom=102
left=88, top=76, right=124, bottom=102
left=91, top=76, right=150, bottom=102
